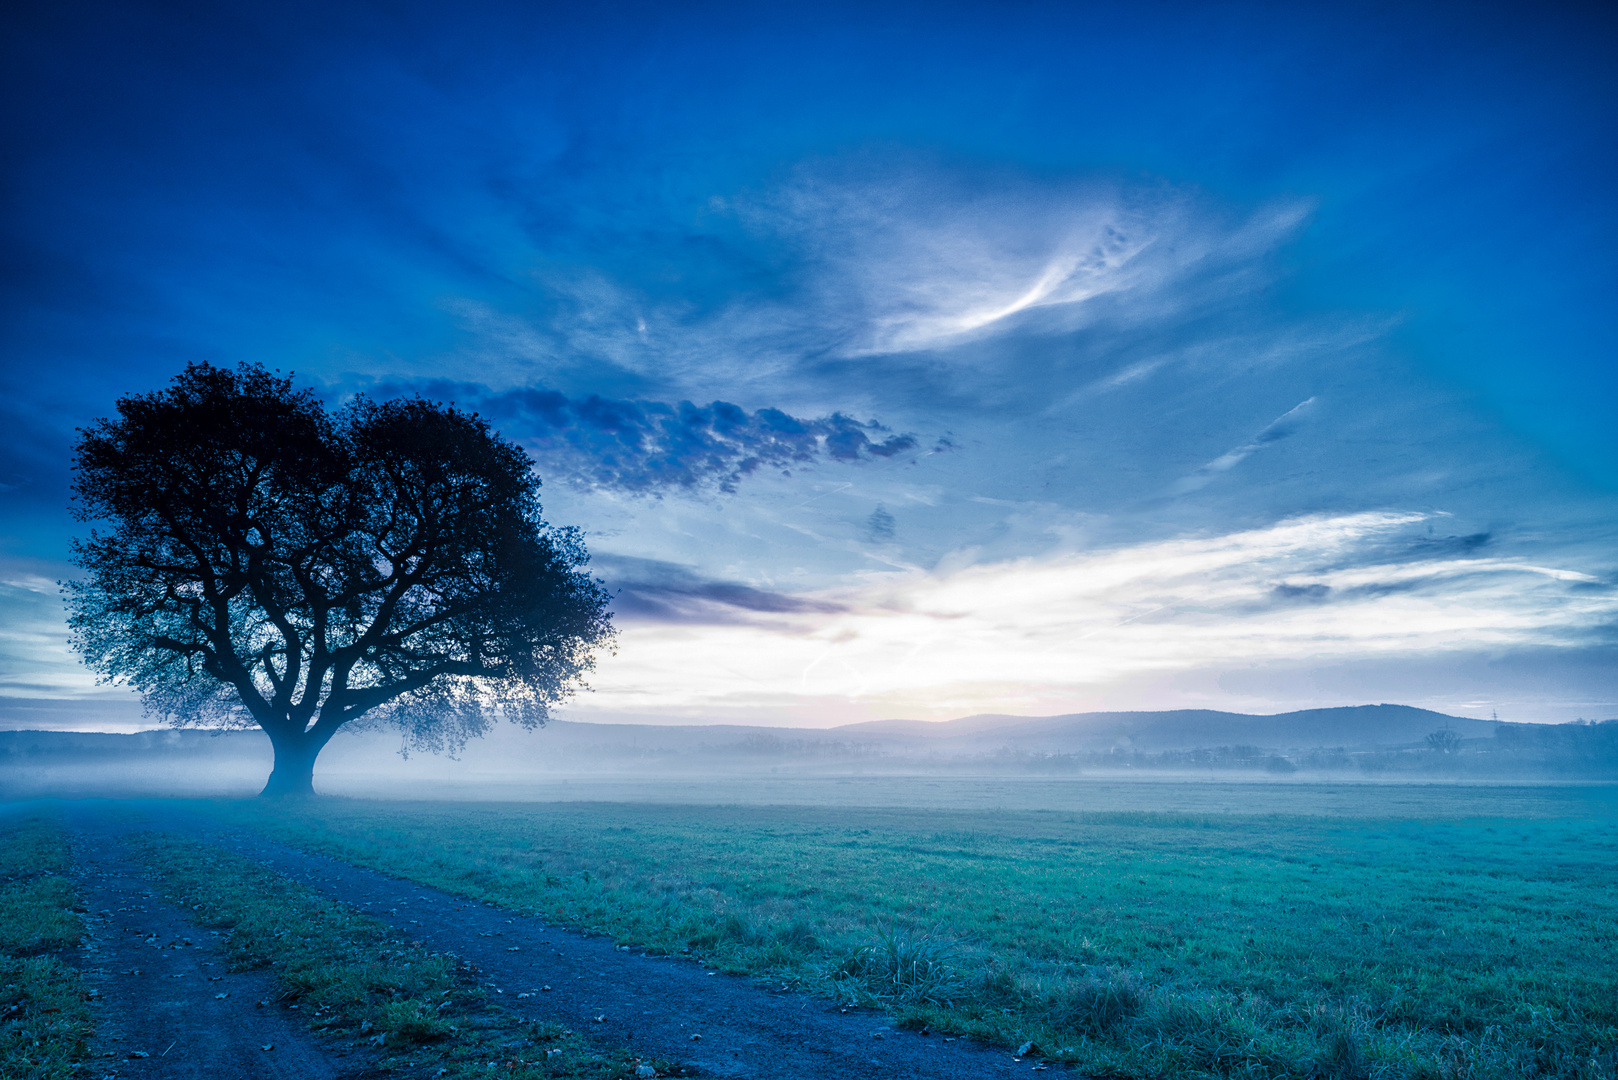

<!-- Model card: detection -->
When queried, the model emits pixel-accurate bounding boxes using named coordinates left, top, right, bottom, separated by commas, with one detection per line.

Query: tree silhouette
left=66, top=362, right=614, bottom=796
left=1425, top=727, right=1463, bottom=755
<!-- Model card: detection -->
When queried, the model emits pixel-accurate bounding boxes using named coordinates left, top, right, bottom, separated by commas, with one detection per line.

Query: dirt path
left=73, top=800, right=1069, bottom=1080
left=64, top=803, right=372, bottom=1079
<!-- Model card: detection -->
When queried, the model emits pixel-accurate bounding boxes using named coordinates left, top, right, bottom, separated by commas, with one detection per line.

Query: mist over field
left=4, top=704, right=1615, bottom=803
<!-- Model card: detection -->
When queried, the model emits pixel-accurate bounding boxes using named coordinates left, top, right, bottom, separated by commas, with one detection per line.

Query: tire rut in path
left=115, top=800, right=1074, bottom=1080
left=65, top=804, right=372, bottom=1080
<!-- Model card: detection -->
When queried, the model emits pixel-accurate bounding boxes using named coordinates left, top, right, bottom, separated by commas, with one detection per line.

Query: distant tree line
left=418, top=723, right=1618, bottom=777
left=1493, top=719, right=1618, bottom=768
left=877, top=724, right=1618, bottom=778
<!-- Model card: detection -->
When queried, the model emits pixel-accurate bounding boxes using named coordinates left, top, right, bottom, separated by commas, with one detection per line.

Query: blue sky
left=2, top=0, right=1616, bottom=729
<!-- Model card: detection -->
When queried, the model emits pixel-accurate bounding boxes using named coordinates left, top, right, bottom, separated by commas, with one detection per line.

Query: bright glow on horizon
left=579, top=512, right=1618, bottom=723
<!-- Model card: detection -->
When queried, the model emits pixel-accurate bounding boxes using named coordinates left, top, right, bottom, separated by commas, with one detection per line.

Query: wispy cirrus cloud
left=1167, top=396, right=1319, bottom=496
left=429, top=160, right=1319, bottom=411
left=747, top=165, right=1312, bottom=359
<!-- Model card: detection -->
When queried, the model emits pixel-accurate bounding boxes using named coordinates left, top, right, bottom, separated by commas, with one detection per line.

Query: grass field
left=201, top=787, right=1618, bottom=1079
left=0, top=814, right=89, bottom=1080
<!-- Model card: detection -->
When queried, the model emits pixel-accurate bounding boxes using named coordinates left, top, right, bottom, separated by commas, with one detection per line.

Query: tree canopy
left=66, top=362, right=615, bottom=795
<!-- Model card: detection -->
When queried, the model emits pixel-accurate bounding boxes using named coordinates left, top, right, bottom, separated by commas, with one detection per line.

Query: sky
left=2, top=0, right=1616, bottom=731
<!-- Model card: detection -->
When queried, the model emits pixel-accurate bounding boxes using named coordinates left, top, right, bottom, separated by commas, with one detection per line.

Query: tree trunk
left=260, top=728, right=326, bottom=797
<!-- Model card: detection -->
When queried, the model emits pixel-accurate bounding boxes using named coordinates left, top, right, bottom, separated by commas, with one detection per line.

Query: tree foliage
left=65, top=362, right=615, bottom=794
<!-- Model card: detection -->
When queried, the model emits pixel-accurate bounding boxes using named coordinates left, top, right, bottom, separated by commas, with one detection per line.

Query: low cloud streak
left=594, top=555, right=847, bottom=626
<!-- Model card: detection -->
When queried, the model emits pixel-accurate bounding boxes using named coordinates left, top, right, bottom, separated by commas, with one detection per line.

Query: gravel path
left=64, top=800, right=1074, bottom=1080
left=64, top=803, right=370, bottom=1079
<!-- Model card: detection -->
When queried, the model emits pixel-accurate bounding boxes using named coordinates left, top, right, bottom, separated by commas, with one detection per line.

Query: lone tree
left=1425, top=726, right=1463, bottom=755
left=66, top=362, right=615, bottom=796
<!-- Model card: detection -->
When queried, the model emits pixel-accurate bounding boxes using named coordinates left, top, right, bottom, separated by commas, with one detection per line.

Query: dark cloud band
left=362, top=380, right=917, bottom=493
left=591, top=555, right=846, bottom=626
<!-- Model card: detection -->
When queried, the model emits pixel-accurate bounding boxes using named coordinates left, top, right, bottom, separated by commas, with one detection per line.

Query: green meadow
left=203, top=785, right=1618, bottom=1079
left=0, top=814, right=89, bottom=1080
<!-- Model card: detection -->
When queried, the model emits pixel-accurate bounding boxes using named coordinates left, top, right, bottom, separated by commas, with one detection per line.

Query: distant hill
left=0, top=727, right=264, bottom=759
left=836, top=704, right=1493, bottom=750
left=0, top=703, right=1496, bottom=767
left=0, top=704, right=1504, bottom=761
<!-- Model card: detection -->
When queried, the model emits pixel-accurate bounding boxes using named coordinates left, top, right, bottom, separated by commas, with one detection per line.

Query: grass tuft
left=829, top=926, right=959, bottom=1006
left=1044, top=965, right=1143, bottom=1037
